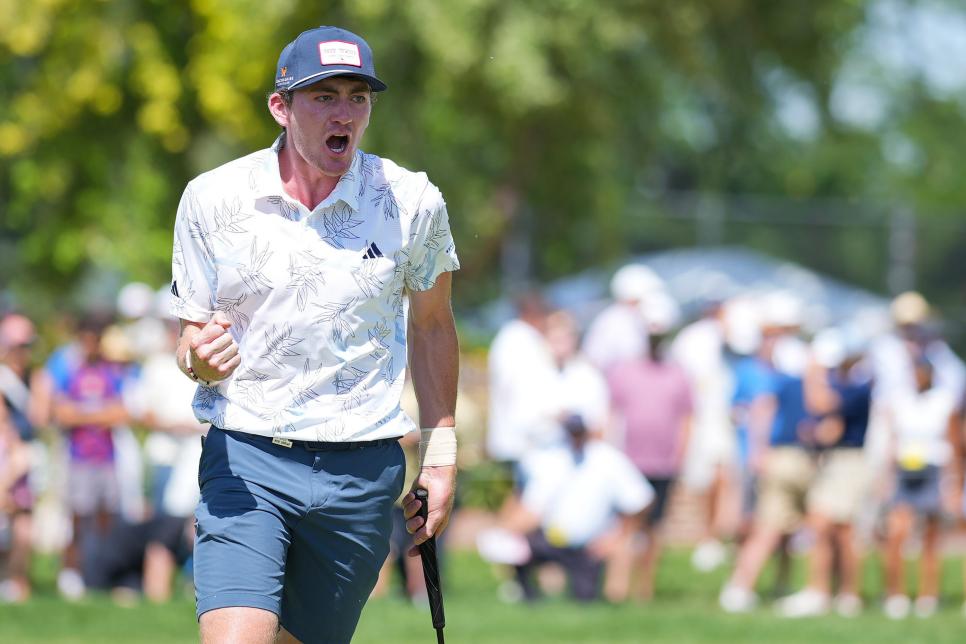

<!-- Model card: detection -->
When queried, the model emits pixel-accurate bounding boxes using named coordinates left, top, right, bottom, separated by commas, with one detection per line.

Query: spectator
left=131, top=313, right=207, bottom=516
left=605, top=292, right=692, bottom=601
left=505, top=414, right=654, bottom=602
left=0, top=410, right=31, bottom=603
left=81, top=514, right=193, bottom=604
left=670, top=300, right=736, bottom=572
left=777, top=330, right=873, bottom=618
left=719, top=363, right=814, bottom=612
left=722, top=297, right=772, bottom=539
left=539, top=310, right=610, bottom=446
left=50, top=312, right=130, bottom=600
left=486, top=290, right=555, bottom=473
left=870, top=291, right=965, bottom=402
left=881, top=357, right=961, bottom=619
left=582, top=264, right=663, bottom=372
left=0, top=313, right=46, bottom=602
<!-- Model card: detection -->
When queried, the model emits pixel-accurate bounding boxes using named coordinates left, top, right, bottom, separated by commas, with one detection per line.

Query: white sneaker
left=57, top=569, right=86, bottom=601
left=883, top=594, right=911, bottom=620
left=834, top=593, right=863, bottom=618
left=776, top=589, right=831, bottom=618
left=914, top=596, right=938, bottom=618
left=720, top=584, right=758, bottom=613
left=692, top=540, right=727, bottom=572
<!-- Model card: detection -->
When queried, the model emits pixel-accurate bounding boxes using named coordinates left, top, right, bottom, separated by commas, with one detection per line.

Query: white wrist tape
left=419, top=426, right=457, bottom=467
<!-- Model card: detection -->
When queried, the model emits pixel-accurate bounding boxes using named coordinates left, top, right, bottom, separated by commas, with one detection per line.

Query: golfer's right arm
left=171, top=186, right=240, bottom=385
left=177, top=313, right=241, bottom=384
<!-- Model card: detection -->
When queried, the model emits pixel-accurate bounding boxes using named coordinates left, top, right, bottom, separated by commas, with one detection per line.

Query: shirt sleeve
left=404, top=185, right=460, bottom=292
left=170, top=184, right=217, bottom=322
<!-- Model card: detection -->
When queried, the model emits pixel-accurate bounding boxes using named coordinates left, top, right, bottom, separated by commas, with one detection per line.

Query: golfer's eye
left=315, top=94, right=335, bottom=103
left=351, top=94, right=369, bottom=105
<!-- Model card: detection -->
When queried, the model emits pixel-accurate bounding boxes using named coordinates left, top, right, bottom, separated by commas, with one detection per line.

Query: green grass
left=2, top=549, right=965, bottom=643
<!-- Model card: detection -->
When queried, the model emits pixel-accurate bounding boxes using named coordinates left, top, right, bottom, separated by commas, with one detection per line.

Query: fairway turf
left=1, top=549, right=964, bottom=643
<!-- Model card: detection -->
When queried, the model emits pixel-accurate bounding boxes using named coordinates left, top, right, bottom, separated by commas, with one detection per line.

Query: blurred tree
left=0, top=0, right=964, bottom=317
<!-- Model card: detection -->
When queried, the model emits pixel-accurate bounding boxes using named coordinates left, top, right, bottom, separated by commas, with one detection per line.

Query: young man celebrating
left=170, top=26, right=460, bottom=643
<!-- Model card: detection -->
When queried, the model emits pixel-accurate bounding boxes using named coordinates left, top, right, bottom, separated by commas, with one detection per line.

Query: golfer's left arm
left=403, top=271, right=459, bottom=553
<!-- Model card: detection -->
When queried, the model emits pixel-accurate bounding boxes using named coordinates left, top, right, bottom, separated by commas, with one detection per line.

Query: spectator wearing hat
left=669, top=300, right=736, bottom=573
left=719, top=352, right=815, bottom=612
left=777, top=329, right=874, bottom=618
left=721, top=296, right=772, bottom=537
left=870, top=291, right=965, bottom=403
left=582, top=263, right=663, bottom=373
left=505, top=414, right=654, bottom=602
left=880, top=358, right=961, bottom=619
left=605, top=292, right=692, bottom=601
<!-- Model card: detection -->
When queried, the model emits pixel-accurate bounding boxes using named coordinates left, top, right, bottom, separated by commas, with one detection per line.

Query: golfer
left=170, top=26, right=460, bottom=644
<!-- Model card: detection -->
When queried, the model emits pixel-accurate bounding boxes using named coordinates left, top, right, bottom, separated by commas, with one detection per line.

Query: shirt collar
left=253, top=134, right=362, bottom=213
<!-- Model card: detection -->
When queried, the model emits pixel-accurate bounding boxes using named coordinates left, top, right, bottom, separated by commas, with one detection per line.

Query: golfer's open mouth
left=326, top=135, right=349, bottom=154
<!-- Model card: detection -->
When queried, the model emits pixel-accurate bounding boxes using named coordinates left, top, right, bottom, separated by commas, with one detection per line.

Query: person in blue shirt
left=720, top=363, right=818, bottom=612
left=729, top=350, right=774, bottom=529
left=777, top=329, right=873, bottom=617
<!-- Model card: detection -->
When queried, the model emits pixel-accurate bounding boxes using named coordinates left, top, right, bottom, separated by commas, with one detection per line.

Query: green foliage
left=1, top=1, right=965, bottom=314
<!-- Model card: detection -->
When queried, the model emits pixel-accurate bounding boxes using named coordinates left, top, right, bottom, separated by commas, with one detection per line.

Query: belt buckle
left=272, top=436, right=293, bottom=448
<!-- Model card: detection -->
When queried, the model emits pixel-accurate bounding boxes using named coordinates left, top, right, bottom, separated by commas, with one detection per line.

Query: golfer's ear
left=267, top=93, right=290, bottom=128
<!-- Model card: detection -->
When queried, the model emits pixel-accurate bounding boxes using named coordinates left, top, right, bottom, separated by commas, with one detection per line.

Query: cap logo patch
left=319, top=41, right=362, bottom=67
left=280, top=66, right=287, bottom=76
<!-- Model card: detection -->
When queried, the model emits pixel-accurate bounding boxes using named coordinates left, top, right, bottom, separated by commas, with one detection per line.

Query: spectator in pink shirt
left=605, top=294, right=692, bottom=601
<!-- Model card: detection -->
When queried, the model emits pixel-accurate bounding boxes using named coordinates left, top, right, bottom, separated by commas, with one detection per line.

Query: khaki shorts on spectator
left=68, top=462, right=120, bottom=517
left=756, top=447, right=816, bottom=533
left=808, top=448, right=868, bottom=523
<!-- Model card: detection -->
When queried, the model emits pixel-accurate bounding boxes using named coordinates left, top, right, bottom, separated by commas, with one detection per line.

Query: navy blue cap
left=274, top=26, right=387, bottom=92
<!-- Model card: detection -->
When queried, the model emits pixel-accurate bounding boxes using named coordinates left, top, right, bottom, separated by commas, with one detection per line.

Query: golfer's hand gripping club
left=415, top=488, right=446, bottom=642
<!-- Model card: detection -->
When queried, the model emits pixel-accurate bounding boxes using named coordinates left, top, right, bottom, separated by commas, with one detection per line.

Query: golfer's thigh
left=194, top=473, right=293, bottom=619
left=280, top=442, right=405, bottom=642
left=200, top=606, right=278, bottom=644
left=194, top=431, right=296, bottom=617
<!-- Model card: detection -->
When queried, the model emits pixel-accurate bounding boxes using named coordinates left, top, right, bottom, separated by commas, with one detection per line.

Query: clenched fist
left=189, top=311, right=241, bottom=382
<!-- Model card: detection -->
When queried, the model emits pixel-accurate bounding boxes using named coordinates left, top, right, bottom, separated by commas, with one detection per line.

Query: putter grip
left=415, top=488, right=445, bottom=631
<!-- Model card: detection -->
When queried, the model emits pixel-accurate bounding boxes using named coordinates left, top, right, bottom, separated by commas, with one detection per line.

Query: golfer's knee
left=200, top=606, right=279, bottom=644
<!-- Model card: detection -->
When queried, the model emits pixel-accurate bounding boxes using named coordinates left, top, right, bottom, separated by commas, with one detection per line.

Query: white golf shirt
left=520, top=440, right=654, bottom=547
left=170, top=136, right=459, bottom=442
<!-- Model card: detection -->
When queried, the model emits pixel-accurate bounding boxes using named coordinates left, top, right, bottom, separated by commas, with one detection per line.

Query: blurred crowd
left=477, top=263, right=966, bottom=619
left=2, top=267, right=966, bottom=621
left=0, top=283, right=202, bottom=604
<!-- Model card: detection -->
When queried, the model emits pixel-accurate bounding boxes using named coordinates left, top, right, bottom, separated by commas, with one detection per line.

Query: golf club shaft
left=415, top=488, right=445, bottom=642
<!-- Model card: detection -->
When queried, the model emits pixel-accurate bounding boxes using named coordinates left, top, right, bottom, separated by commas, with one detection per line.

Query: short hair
left=268, top=89, right=294, bottom=107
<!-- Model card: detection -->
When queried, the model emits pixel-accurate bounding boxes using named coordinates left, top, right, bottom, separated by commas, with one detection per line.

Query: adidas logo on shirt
left=362, top=242, right=383, bottom=259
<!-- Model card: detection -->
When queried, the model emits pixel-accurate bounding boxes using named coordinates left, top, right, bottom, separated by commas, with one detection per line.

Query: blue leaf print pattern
left=313, top=299, right=358, bottom=343
left=237, top=237, right=274, bottom=295
left=320, top=204, right=363, bottom=249
left=260, top=323, right=304, bottom=370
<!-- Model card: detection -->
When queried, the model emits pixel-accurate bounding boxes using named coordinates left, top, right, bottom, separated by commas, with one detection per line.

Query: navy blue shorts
left=194, top=427, right=406, bottom=643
